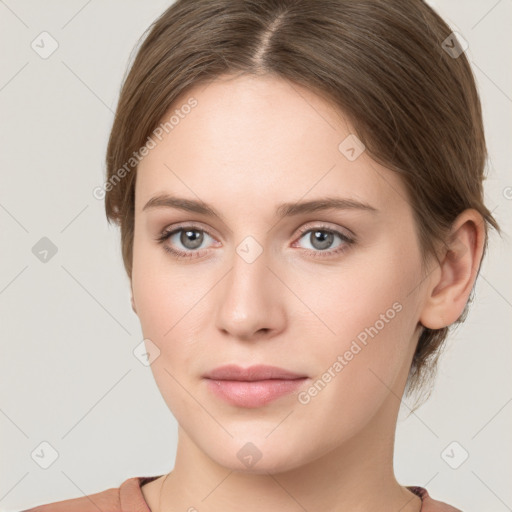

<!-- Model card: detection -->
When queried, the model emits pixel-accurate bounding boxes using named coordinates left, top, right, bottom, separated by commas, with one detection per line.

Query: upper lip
left=203, top=364, right=307, bottom=381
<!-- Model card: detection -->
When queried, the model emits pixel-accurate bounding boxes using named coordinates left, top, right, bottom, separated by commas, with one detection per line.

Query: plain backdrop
left=0, top=1, right=510, bottom=510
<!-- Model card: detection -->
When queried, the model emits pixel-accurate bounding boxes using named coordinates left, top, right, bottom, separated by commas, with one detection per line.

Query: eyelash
left=155, top=223, right=355, bottom=260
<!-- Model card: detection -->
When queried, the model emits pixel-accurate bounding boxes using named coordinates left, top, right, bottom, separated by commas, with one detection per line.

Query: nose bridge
left=215, top=235, right=284, bottom=338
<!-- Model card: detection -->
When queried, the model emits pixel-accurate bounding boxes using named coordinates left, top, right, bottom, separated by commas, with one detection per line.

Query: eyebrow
left=142, top=194, right=378, bottom=220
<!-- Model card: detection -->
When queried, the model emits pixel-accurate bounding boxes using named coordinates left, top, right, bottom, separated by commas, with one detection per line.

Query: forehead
left=135, top=74, right=410, bottom=219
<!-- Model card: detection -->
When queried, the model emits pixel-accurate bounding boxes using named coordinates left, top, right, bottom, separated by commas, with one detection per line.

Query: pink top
left=21, top=476, right=463, bottom=511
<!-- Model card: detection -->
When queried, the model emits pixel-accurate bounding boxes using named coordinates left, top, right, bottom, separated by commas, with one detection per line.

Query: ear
left=419, top=209, right=486, bottom=330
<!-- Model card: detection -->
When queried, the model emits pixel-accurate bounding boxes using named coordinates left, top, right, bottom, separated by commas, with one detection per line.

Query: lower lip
left=205, top=378, right=308, bottom=408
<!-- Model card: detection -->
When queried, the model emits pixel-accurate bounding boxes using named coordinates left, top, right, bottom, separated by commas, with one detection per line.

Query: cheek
left=290, top=288, right=418, bottom=445
left=303, top=253, right=417, bottom=346
left=297, top=247, right=421, bottom=393
left=132, top=231, right=184, bottom=338
left=131, top=237, right=209, bottom=380
left=133, top=270, right=210, bottom=344
left=132, top=254, right=205, bottom=416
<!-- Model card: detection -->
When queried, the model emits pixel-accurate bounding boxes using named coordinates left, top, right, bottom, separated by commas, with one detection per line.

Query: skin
left=130, top=73, right=485, bottom=512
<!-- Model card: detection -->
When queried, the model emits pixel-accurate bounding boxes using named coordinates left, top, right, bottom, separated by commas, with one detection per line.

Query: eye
left=156, top=223, right=355, bottom=260
left=293, top=224, right=355, bottom=258
left=156, top=224, right=216, bottom=259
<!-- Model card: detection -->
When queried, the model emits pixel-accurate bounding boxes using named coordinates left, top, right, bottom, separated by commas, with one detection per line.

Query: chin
left=200, top=434, right=314, bottom=475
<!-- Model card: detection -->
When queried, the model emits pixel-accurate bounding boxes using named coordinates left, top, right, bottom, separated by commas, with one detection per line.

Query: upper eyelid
left=296, top=222, right=355, bottom=239
left=162, top=221, right=217, bottom=239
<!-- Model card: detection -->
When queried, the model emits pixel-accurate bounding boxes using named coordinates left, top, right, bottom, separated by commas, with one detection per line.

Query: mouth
left=203, top=364, right=309, bottom=408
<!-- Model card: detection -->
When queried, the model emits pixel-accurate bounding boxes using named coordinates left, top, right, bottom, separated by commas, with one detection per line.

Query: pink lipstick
left=203, top=364, right=308, bottom=408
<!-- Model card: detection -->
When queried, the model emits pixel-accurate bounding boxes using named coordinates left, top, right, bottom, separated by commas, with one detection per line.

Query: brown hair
left=104, top=0, right=499, bottom=407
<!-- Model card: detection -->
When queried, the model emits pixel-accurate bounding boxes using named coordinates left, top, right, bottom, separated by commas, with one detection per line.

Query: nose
left=215, top=246, right=286, bottom=341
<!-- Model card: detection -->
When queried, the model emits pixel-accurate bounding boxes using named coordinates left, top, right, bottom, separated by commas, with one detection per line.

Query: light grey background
left=0, top=1, right=510, bottom=510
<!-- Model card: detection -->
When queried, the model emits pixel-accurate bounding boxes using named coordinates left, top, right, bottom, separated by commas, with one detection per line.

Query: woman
left=23, top=0, right=499, bottom=510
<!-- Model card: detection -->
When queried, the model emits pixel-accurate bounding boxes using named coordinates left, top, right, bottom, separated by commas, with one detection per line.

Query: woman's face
left=131, top=73, right=429, bottom=472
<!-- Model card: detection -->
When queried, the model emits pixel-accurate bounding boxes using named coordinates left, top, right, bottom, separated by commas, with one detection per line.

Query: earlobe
left=419, top=209, right=485, bottom=330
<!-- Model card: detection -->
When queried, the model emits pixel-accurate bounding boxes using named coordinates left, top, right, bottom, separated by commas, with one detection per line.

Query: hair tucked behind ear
left=104, top=0, right=500, bottom=411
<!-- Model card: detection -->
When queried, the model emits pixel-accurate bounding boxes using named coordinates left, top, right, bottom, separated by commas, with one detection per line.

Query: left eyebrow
left=276, top=197, right=378, bottom=217
left=142, top=194, right=379, bottom=221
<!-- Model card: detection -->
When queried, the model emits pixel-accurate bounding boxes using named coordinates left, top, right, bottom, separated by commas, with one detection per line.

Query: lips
left=203, top=364, right=307, bottom=381
left=203, top=364, right=308, bottom=408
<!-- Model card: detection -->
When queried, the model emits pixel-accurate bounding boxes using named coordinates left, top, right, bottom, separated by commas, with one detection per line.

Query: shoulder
left=20, top=485, right=121, bottom=512
left=407, top=486, right=464, bottom=512
left=21, top=476, right=160, bottom=512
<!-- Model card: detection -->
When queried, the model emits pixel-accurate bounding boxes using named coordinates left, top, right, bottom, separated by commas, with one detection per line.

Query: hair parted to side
left=105, top=0, right=499, bottom=408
